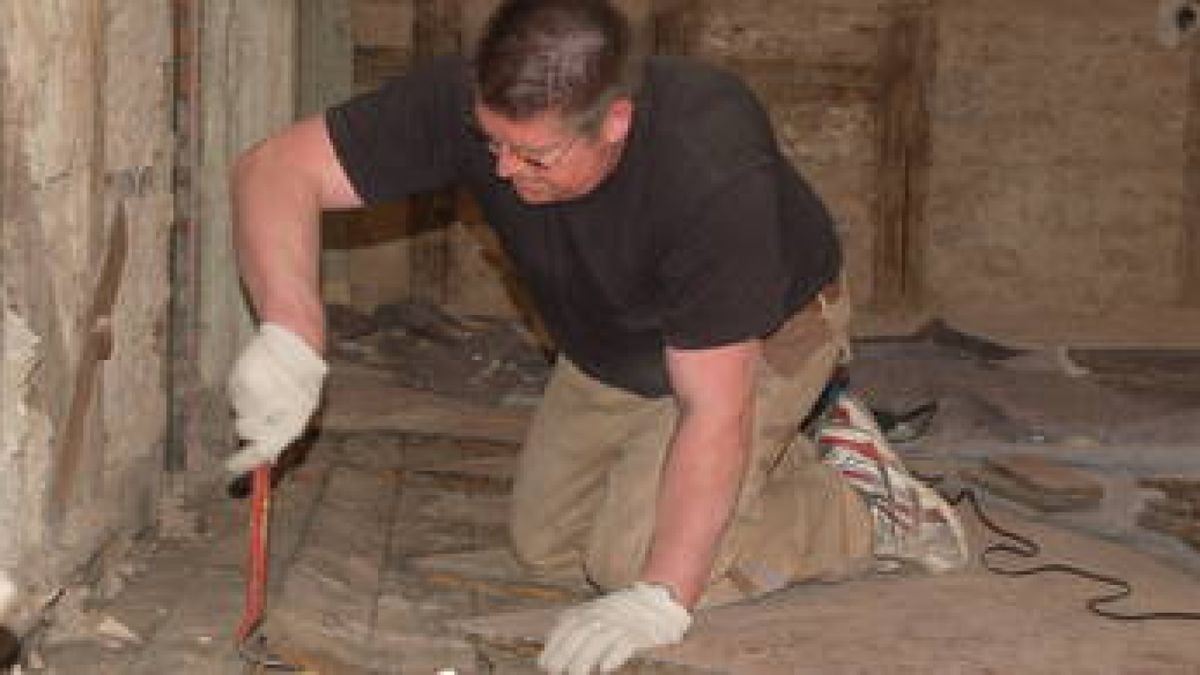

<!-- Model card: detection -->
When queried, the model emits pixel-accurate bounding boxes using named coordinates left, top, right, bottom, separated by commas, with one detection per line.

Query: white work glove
left=539, top=582, right=692, bottom=675
left=226, top=323, right=328, bottom=474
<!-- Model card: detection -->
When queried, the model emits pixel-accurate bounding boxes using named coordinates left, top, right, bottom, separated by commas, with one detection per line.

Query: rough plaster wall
left=929, top=0, right=1191, bottom=329
left=197, top=0, right=297, bottom=461
left=659, top=0, right=884, bottom=309
left=0, top=307, right=52, bottom=575
left=0, top=1, right=172, bottom=589
left=100, top=0, right=174, bottom=525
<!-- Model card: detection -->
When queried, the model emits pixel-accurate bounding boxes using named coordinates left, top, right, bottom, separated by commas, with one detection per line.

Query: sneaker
left=823, top=389, right=887, bottom=437
left=824, top=388, right=938, bottom=445
left=817, top=411, right=969, bottom=574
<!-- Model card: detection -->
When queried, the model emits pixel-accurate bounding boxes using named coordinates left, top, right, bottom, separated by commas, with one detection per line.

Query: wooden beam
left=1181, top=37, right=1200, bottom=306
left=872, top=3, right=936, bottom=308
left=49, top=205, right=128, bottom=521
left=651, top=0, right=711, bottom=60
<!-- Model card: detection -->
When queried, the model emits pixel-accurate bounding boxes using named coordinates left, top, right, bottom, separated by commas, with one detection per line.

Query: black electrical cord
left=931, top=479, right=1200, bottom=622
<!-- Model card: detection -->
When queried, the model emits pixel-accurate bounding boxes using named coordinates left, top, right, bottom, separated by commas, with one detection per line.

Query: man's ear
left=602, top=98, right=634, bottom=144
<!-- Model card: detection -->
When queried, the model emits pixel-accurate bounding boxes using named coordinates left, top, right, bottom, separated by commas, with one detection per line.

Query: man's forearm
left=639, top=410, right=751, bottom=608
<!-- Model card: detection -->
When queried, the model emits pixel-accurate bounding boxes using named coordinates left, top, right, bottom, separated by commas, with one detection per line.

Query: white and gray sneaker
left=817, top=392, right=969, bottom=574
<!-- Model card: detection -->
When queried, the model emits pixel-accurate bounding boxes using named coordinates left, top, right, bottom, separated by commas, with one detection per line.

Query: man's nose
left=493, top=145, right=530, bottom=180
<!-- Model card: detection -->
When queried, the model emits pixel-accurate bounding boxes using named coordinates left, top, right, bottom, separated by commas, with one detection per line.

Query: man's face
left=472, top=100, right=632, bottom=204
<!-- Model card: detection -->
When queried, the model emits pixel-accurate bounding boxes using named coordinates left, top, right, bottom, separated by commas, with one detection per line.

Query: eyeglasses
left=464, top=110, right=580, bottom=172
left=485, top=134, right=579, bottom=172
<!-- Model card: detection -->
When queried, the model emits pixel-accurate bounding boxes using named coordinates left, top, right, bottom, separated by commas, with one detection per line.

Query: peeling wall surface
left=0, top=1, right=173, bottom=591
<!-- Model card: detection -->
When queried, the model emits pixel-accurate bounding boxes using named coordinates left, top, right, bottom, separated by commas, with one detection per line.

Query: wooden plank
left=404, top=455, right=516, bottom=495
left=319, top=361, right=532, bottom=444
left=408, top=548, right=589, bottom=603
left=983, top=454, right=1105, bottom=499
left=968, top=454, right=1104, bottom=513
left=404, top=487, right=511, bottom=527
left=49, top=204, right=128, bottom=520
left=1140, top=475, right=1200, bottom=504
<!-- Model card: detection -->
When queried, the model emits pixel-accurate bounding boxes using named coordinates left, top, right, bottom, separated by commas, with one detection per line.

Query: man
left=225, top=1, right=969, bottom=673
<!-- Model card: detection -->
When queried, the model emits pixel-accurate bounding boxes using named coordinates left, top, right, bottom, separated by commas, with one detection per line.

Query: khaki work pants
left=509, top=285, right=874, bottom=607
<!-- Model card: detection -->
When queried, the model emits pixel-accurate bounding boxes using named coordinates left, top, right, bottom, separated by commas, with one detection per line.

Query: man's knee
left=509, top=514, right=582, bottom=578
left=581, top=532, right=649, bottom=591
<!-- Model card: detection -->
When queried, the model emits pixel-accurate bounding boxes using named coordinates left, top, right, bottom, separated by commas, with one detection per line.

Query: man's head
left=471, top=0, right=641, bottom=203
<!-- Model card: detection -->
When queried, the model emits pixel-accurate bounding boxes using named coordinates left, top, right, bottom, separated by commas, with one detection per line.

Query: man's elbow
left=231, top=135, right=281, bottom=190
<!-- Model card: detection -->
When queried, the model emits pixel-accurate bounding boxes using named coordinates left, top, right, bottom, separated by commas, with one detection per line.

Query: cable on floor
left=930, top=477, right=1200, bottom=622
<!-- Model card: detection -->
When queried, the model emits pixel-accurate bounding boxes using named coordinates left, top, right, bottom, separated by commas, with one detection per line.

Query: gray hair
left=471, top=0, right=642, bottom=135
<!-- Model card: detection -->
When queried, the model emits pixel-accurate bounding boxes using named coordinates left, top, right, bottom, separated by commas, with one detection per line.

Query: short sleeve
left=658, top=164, right=798, bottom=349
left=325, top=55, right=470, bottom=205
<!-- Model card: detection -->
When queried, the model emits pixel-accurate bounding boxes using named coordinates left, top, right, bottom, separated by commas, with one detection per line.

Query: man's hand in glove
left=226, top=323, right=328, bottom=474
left=539, top=582, right=692, bottom=675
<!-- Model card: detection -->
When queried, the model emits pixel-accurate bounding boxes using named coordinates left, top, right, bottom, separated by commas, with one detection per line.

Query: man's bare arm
left=232, top=115, right=362, bottom=351
left=640, top=340, right=760, bottom=608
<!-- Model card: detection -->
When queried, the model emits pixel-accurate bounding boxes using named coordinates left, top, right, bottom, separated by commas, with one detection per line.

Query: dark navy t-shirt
left=326, top=55, right=841, bottom=397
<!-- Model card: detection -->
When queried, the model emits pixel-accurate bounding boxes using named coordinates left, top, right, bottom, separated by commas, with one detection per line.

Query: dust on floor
left=12, top=320, right=1200, bottom=673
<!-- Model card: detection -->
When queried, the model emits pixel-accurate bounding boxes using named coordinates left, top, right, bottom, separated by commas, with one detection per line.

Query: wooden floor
left=27, top=345, right=1200, bottom=674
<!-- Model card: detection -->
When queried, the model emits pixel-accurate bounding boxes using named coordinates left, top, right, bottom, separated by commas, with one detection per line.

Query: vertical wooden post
left=409, top=0, right=462, bottom=305
left=652, top=0, right=698, bottom=57
left=872, top=1, right=936, bottom=308
left=1182, top=37, right=1200, bottom=306
left=169, top=0, right=201, bottom=472
left=297, top=0, right=353, bottom=117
